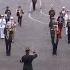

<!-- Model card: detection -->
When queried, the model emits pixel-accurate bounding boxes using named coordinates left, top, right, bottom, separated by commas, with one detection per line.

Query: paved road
left=0, top=0, right=70, bottom=70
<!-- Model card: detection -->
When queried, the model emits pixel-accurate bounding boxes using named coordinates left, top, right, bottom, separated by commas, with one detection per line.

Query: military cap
left=62, top=6, right=65, bottom=9
left=10, top=17, right=14, bottom=20
left=6, top=6, right=9, bottom=8
left=25, top=47, right=30, bottom=52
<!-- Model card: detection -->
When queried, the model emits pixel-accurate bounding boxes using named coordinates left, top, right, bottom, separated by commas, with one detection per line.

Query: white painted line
left=40, top=10, right=49, bottom=17
left=28, top=13, right=47, bottom=24
left=39, top=0, right=49, bottom=17
left=29, top=2, right=33, bottom=12
left=39, top=0, right=42, bottom=9
left=28, top=0, right=47, bottom=25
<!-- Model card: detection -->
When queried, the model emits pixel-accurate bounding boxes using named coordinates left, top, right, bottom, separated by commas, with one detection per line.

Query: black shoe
left=52, top=52, right=57, bottom=56
left=68, top=41, right=70, bottom=44
left=6, top=53, right=10, bottom=56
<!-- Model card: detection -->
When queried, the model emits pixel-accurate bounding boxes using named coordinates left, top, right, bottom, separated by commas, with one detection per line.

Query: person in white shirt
left=1, top=15, right=6, bottom=25
left=64, top=10, right=70, bottom=35
left=61, top=7, right=66, bottom=18
left=7, top=17, right=16, bottom=42
left=0, top=15, right=6, bottom=38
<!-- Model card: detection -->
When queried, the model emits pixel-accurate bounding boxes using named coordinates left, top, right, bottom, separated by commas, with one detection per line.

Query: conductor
left=20, top=47, right=38, bottom=70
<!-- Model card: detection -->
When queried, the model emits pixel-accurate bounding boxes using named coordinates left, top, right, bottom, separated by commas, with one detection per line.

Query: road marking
left=29, top=2, right=33, bottom=12
left=40, top=10, right=47, bottom=16
left=28, top=0, right=47, bottom=25
left=39, top=0, right=49, bottom=17
left=28, top=13, right=47, bottom=24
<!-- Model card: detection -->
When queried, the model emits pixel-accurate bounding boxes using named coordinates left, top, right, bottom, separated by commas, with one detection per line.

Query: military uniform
left=60, top=7, right=66, bottom=18
left=7, top=17, right=16, bottom=42
left=57, top=14, right=64, bottom=38
left=49, top=18, right=59, bottom=55
left=52, top=24, right=59, bottom=55
left=16, top=6, right=24, bottom=27
left=4, top=27, right=12, bottom=56
left=49, top=8, right=55, bottom=20
left=20, top=48, right=38, bottom=70
left=67, top=19, right=70, bottom=43
left=49, top=18, right=56, bottom=46
left=5, top=6, right=11, bottom=23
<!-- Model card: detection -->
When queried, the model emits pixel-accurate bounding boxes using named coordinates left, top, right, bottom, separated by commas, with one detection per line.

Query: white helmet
left=10, top=17, right=14, bottom=20
left=62, top=6, right=65, bottom=9
left=1, top=15, right=4, bottom=17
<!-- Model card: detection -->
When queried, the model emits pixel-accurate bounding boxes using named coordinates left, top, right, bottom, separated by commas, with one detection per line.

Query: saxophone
left=6, top=29, right=9, bottom=39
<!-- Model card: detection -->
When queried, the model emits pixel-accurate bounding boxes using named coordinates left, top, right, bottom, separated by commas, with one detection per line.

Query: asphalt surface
left=0, top=0, right=70, bottom=70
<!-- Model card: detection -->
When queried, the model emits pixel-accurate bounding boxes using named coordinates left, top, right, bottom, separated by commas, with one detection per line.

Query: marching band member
left=4, top=24, right=13, bottom=56
left=61, top=7, right=66, bottom=18
left=49, top=17, right=55, bottom=46
left=10, top=17, right=16, bottom=42
left=20, top=47, right=38, bottom=70
left=64, top=11, right=69, bottom=35
left=32, top=0, right=37, bottom=11
left=64, top=10, right=70, bottom=35
left=0, top=15, right=6, bottom=38
left=57, top=12, right=64, bottom=38
left=16, top=6, right=24, bottom=27
left=5, top=6, right=11, bottom=23
left=49, top=17, right=59, bottom=55
left=52, top=22, right=60, bottom=55
left=7, top=17, right=16, bottom=42
left=67, top=19, right=70, bottom=44
left=1, top=15, right=6, bottom=25
left=49, top=8, right=55, bottom=20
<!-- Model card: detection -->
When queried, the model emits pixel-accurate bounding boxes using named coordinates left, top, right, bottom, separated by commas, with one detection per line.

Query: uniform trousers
left=68, top=33, right=70, bottom=43
left=5, top=39, right=12, bottom=56
left=32, top=2, right=36, bottom=11
left=52, top=34, right=59, bottom=55
left=18, top=16, right=22, bottom=27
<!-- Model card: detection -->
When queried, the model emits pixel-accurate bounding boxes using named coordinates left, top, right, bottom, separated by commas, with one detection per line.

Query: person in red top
left=52, top=22, right=60, bottom=55
left=5, top=6, right=11, bottom=23
left=57, top=12, right=64, bottom=38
